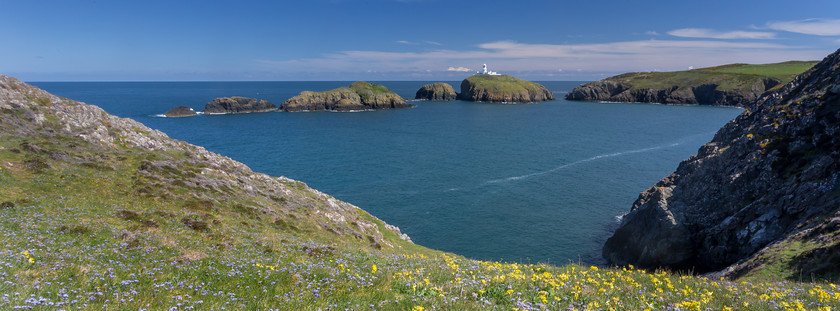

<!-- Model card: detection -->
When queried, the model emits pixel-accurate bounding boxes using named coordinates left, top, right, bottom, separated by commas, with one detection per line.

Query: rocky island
left=163, top=105, right=197, bottom=117
left=457, top=74, right=554, bottom=103
left=202, top=96, right=278, bottom=114
left=603, top=48, right=840, bottom=280
left=281, top=81, right=411, bottom=112
left=566, top=61, right=816, bottom=108
left=415, top=82, right=457, bottom=101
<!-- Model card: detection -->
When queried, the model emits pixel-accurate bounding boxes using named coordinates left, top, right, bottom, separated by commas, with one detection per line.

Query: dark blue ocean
left=32, top=81, right=742, bottom=265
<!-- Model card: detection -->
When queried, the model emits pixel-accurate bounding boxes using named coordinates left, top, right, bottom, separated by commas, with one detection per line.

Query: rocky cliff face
left=566, top=79, right=776, bottom=107
left=603, top=49, right=840, bottom=276
left=415, top=82, right=457, bottom=101
left=457, top=75, right=554, bottom=103
left=0, top=74, right=412, bottom=249
left=282, top=82, right=411, bottom=112
left=203, top=96, right=277, bottom=114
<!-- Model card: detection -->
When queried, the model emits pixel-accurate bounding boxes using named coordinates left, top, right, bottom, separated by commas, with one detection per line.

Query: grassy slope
left=1, top=80, right=839, bottom=310
left=609, top=61, right=817, bottom=91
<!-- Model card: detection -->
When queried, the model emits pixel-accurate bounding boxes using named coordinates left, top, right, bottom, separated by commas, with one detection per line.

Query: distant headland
left=566, top=61, right=817, bottom=108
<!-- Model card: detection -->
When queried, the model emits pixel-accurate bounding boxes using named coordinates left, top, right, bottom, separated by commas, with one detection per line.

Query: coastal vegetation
left=2, top=72, right=839, bottom=310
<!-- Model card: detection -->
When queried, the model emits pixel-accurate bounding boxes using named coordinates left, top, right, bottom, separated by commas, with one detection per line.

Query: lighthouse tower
left=479, top=64, right=500, bottom=75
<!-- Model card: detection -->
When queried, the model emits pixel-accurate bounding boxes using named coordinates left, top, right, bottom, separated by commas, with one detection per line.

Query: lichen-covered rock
left=415, top=82, right=457, bottom=101
left=281, top=82, right=412, bottom=112
left=203, top=96, right=277, bottom=114
left=457, top=75, right=554, bottom=103
left=163, top=106, right=197, bottom=117
left=602, top=48, right=840, bottom=276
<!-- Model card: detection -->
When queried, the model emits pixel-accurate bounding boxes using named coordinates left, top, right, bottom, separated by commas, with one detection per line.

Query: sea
left=31, top=81, right=743, bottom=265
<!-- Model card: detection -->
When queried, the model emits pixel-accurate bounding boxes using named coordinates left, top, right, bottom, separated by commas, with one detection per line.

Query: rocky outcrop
left=602, top=49, right=840, bottom=276
left=566, top=61, right=816, bottom=108
left=203, top=96, right=277, bottom=114
left=282, top=81, right=412, bottom=112
left=457, top=75, right=554, bottom=103
left=163, top=106, right=197, bottom=117
left=415, top=82, right=457, bottom=101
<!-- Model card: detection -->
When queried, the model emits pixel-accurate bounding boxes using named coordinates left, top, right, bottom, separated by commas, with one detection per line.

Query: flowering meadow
left=0, top=104, right=838, bottom=310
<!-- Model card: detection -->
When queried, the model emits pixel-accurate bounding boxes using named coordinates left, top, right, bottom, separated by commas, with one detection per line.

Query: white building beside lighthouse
left=478, top=64, right=500, bottom=75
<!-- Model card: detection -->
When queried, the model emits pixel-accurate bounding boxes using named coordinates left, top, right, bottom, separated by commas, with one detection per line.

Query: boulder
left=457, top=75, right=554, bottom=103
left=163, top=106, right=197, bottom=117
left=203, top=96, right=277, bottom=114
left=415, top=82, right=457, bottom=101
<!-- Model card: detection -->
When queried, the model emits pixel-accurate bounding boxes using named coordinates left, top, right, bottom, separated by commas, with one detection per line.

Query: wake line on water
left=484, top=141, right=683, bottom=185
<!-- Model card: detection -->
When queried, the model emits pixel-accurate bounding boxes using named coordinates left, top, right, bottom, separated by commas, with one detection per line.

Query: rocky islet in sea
left=281, top=81, right=412, bottom=112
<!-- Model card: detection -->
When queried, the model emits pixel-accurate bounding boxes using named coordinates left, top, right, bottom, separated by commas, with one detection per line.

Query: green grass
left=606, top=61, right=817, bottom=92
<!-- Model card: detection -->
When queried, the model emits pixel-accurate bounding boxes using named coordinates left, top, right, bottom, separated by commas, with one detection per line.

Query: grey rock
left=603, top=48, right=840, bottom=274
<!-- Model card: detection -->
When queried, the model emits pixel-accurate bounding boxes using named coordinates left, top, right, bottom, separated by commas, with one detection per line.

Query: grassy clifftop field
left=566, top=61, right=818, bottom=107
left=1, top=74, right=838, bottom=310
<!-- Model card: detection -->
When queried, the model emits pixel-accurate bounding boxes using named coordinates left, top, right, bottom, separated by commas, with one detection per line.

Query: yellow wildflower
left=371, top=264, right=377, bottom=274
left=412, top=306, right=424, bottom=311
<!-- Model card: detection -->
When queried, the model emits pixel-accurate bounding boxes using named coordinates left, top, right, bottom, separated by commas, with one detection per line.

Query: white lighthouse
left=478, top=64, right=500, bottom=75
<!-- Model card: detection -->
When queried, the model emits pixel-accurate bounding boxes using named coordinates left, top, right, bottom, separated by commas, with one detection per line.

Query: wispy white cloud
left=396, top=40, right=442, bottom=45
left=667, top=28, right=776, bottom=39
left=645, top=31, right=659, bottom=36
left=447, top=66, right=471, bottom=72
left=258, top=39, right=828, bottom=75
left=767, top=18, right=840, bottom=36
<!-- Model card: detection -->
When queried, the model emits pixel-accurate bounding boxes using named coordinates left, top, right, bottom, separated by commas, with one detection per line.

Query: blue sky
left=2, top=0, right=839, bottom=81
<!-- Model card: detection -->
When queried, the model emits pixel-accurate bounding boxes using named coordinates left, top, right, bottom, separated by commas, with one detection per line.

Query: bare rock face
left=203, top=96, right=277, bottom=114
left=457, top=75, right=554, bottom=103
left=163, top=106, right=197, bottom=117
left=415, top=82, right=457, bottom=101
left=602, top=48, right=840, bottom=275
left=281, top=82, right=412, bottom=112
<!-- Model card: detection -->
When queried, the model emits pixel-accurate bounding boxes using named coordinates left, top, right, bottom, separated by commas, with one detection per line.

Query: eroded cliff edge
left=602, top=49, right=840, bottom=279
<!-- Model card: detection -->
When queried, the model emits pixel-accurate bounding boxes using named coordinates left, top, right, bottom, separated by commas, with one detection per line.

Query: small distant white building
left=478, top=64, right=500, bottom=75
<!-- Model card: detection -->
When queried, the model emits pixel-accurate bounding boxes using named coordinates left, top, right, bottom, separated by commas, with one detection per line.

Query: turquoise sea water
left=32, top=81, right=742, bottom=265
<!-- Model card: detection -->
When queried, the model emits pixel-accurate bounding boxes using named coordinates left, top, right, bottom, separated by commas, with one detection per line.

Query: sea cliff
left=603, top=49, right=840, bottom=280
left=566, top=61, right=816, bottom=108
